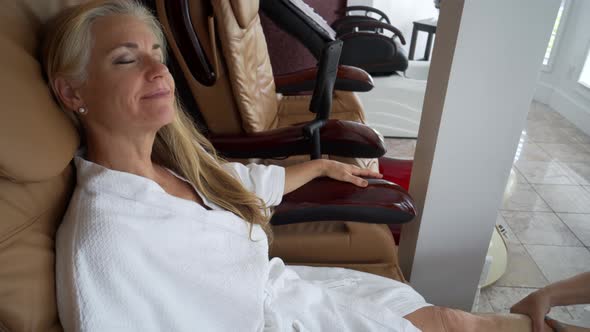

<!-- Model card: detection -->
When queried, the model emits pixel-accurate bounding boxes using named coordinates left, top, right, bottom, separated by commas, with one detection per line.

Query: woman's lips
left=142, top=89, right=171, bottom=99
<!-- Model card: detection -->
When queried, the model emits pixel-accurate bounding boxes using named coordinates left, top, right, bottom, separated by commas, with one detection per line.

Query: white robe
left=56, top=157, right=429, bottom=332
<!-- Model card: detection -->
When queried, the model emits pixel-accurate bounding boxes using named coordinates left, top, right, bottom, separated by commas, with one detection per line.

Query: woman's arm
left=283, top=159, right=383, bottom=195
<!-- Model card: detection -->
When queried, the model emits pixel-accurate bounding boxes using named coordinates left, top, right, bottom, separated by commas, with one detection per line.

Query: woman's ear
left=53, top=77, right=84, bottom=111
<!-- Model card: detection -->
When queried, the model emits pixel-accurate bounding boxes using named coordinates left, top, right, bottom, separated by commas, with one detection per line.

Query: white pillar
left=398, top=0, right=561, bottom=310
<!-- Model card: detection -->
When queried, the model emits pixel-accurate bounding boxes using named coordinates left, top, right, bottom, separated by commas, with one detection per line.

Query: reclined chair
left=0, top=1, right=417, bottom=330
left=151, top=0, right=377, bottom=167
left=333, top=6, right=409, bottom=75
left=150, top=0, right=415, bottom=272
left=262, top=1, right=409, bottom=76
left=256, top=0, right=414, bottom=238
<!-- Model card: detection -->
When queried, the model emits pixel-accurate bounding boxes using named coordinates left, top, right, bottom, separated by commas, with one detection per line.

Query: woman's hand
left=510, top=289, right=552, bottom=332
left=283, top=159, right=383, bottom=195
left=319, top=160, right=383, bottom=187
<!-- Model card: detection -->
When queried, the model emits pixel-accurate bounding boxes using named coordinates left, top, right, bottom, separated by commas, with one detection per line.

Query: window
left=579, top=49, right=590, bottom=89
left=542, top=0, right=569, bottom=70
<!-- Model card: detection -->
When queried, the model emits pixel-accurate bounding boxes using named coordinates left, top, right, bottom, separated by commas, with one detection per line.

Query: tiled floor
left=384, top=101, right=590, bottom=324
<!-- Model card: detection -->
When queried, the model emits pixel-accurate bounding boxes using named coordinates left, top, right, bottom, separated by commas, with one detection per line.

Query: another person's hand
left=320, top=160, right=383, bottom=187
left=510, top=289, right=552, bottom=332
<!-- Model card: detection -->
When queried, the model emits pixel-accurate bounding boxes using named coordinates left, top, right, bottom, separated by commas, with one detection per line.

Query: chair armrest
left=275, top=65, right=374, bottom=95
left=337, top=5, right=391, bottom=25
left=209, top=119, right=385, bottom=159
left=271, top=177, right=416, bottom=225
left=338, top=21, right=406, bottom=45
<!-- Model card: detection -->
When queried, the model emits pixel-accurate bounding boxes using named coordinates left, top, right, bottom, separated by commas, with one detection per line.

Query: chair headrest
left=0, top=0, right=80, bottom=183
left=229, top=0, right=260, bottom=29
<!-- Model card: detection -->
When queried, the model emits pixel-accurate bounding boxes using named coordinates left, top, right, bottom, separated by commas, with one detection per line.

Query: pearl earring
left=78, top=107, right=87, bottom=115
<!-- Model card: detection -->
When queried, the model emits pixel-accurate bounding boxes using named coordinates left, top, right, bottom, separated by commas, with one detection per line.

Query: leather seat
left=0, top=2, right=83, bottom=330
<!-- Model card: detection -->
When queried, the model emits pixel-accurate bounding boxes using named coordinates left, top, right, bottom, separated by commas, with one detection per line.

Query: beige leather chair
left=0, top=2, right=81, bottom=331
left=153, top=0, right=378, bottom=168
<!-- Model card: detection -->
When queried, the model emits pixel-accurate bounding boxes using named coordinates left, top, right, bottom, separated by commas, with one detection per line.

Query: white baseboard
left=533, top=81, right=554, bottom=104
left=534, top=83, right=590, bottom=136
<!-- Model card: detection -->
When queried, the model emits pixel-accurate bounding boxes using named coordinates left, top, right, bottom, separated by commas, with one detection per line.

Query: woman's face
left=75, top=14, right=175, bottom=136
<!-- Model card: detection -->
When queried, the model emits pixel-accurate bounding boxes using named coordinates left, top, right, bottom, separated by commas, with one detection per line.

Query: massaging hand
left=320, top=159, right=383, bottom=187
left=511, top=272, right=590, bottom=332
left=510, top=290, right=552, bottom=332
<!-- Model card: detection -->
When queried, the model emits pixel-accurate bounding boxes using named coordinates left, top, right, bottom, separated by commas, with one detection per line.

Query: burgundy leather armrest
left=209, top=119, right=385, bottom=159
left=271, top=177, right=416, bottom=225
left=274, top=65, right=374, bottom=95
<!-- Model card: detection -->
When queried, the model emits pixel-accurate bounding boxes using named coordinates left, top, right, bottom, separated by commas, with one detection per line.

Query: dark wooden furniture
left=408, top=17, right=437, bottom=61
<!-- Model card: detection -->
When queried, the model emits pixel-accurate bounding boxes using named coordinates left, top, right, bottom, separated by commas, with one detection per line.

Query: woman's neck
left=85, top=131, right=160, bottom=182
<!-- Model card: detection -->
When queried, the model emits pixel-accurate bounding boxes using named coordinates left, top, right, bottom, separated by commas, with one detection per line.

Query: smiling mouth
left=142, top=90, right=171, bottom=99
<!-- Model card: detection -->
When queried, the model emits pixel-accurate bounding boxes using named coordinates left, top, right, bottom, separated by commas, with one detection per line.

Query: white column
left=398, top=0, right=560, bottom=310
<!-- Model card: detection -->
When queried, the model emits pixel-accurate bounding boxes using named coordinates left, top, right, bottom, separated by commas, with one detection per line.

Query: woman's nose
left=146, top=58, right=169, bottom=81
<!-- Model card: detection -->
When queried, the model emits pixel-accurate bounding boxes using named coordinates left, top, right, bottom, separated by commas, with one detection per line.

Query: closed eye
left=115, top=59, right=135, bottom=65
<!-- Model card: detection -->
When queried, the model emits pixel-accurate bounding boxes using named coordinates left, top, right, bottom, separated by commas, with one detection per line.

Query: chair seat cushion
left=270, top=221, right=405, bottom=281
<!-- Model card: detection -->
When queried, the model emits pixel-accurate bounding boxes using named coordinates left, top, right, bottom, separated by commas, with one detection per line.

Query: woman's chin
left=143, top=104, right=176, bottom=128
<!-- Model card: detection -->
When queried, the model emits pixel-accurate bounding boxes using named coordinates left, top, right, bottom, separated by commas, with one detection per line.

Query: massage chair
left=260, top=0, right=430, bottom=140
left=147, top=0, right=418, bottom=271
left=0, top=0, right=419, bottom=330
left=261, top=1, right=409, bottom=77
left=331, top=5, right=409, bottom=75
left=257, top=0, right=416, bottom=239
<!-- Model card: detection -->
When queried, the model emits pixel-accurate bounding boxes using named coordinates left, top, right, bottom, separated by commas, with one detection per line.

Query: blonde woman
left=43, top=1, right=551, bottom=331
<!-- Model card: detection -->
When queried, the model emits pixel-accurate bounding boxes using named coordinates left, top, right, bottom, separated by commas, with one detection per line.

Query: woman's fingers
left=349, top=167, right=383, bottom=179
left=350, top=175, right=368, bottom=187
left=510, top=296, right=550, bottom=332
left=324, top=161, right=382, bottom=186
left=337, top=173, right=368, bottom=187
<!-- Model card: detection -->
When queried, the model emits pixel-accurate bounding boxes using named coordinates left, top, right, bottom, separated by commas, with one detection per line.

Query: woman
left=43, top=1, right=543, bottom=331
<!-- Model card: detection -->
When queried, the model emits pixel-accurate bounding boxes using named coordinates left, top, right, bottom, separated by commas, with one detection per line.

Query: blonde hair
left=41, top=0, right=272, bottom=239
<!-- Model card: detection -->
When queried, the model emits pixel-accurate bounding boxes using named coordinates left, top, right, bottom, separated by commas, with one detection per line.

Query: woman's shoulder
left=73, top=156, right=166, bottom=200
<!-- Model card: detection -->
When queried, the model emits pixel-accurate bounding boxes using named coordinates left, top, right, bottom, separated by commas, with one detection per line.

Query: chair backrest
left=155, top=0, right=280, bottom=134
left=0, top=1, right=83, bottom=330
left=260, top=0, right=346, bottom=75
left=154, top=0, right=246, bottom=135
left=210, top=0, right=280, bottom=132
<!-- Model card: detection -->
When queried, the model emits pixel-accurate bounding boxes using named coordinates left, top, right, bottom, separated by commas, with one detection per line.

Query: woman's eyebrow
left=107, top=42, right=161, bottom=54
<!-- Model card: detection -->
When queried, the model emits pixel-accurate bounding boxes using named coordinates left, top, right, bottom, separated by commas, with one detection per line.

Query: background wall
left=348, top=0, right=439, bottom=60
left=534, top=0, right=590, bottom=135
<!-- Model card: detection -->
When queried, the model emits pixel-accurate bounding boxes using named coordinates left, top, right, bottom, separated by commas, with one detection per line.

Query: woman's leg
left=403, top=306, right=555, bottom=332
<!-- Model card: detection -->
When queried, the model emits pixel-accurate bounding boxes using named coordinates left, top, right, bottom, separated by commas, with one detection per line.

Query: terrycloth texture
left=56, top=157, right=429, bottom=331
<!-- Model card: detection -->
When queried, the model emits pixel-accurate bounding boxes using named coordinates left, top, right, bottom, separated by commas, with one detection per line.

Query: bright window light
left=579, top=51, right=590, bottom=89
left=543, top=0, right=565, bottom=66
